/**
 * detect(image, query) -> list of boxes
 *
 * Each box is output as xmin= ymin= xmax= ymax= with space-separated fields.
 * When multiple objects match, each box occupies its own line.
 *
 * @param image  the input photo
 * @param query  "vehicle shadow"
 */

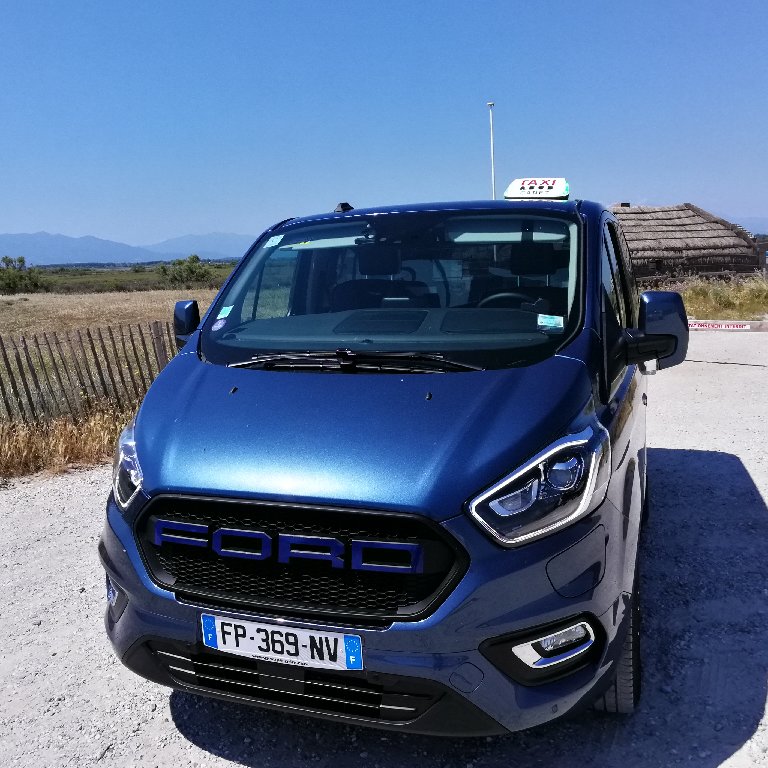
xmin=169 ymin=448 xmax=768 ymax=767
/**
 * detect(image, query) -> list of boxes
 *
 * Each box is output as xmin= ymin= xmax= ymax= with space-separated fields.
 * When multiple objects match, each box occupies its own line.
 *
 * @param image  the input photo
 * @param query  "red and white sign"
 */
xmin=688 ymin=321 xmax=751 ymax=330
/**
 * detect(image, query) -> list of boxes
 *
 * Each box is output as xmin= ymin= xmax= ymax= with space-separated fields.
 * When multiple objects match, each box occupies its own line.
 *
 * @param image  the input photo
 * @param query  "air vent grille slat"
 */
xmin=152 ymin=645 xmax=442 ymax=723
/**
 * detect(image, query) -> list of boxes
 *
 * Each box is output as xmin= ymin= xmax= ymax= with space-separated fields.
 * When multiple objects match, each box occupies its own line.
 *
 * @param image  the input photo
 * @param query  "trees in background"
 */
xmin=157 ymin=254 xmax=215 ymax=287
xmin=0 ymin=254 xmax=228 ymax=294
xmin=0 ymin=256 xmax=46 ymax=294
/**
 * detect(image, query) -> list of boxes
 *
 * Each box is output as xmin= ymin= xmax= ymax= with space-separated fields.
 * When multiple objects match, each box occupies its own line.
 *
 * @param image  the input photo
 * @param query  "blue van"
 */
xmin=101 ymin=184 xmax=688 ymax=735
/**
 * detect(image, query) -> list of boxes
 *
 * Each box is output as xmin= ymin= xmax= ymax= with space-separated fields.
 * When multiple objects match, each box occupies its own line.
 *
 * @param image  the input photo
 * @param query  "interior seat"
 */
xmin=469 ymin=242 xmax=570 ymax=315
xmin=330 ymin=245 xmax=439 ymax=311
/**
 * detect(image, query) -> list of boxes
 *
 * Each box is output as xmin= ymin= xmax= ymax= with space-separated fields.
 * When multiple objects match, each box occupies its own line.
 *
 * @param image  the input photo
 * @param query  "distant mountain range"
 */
xmin=1 ymin=216 xmax=764 ymax=268
xmin=0 ymin=231 xmax=257 ymax=266
xmin=140 ymin=233 xmax=258 ymax=260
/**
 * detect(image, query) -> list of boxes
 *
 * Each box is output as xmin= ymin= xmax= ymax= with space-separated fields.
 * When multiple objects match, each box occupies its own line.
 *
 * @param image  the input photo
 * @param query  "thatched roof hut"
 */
xmin=611 ymin=203 xmax=760 ymax=278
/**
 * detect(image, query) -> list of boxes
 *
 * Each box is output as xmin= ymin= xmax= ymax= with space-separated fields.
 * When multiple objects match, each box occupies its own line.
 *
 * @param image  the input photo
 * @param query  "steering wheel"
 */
xmin=398 ymin=266 xmax=417 ymax=282
xmin=477 ymin=292 xmax=531 ymax=308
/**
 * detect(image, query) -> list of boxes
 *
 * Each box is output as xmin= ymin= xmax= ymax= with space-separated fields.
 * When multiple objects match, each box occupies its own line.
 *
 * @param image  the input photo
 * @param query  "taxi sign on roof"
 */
xmin=504 ymin=178 xmax=569 ymax=201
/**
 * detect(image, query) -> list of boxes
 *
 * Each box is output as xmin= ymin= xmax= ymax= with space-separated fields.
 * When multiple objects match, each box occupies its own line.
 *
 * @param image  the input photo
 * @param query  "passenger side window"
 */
xmin=602 ymin=235 xmax=623 ymax=328
xmin=607 ymin=222 xmax=638 ymax=327
xmin=601 ymin=227 xmax=628 ymax=392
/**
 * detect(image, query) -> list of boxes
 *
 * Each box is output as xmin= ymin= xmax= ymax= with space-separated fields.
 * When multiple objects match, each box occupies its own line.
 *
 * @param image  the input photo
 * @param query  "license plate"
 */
xmin=200 ymin=614 xmax=364 ymax=671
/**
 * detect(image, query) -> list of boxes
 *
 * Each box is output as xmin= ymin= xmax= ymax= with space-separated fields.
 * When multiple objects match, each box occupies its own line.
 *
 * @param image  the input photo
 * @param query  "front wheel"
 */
xmin=594 ymin=570 xmax=642 ymax=713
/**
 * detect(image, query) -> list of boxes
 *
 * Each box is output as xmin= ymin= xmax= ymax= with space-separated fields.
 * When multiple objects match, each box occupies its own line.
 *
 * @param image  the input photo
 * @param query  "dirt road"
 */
xmin=1 ymin=332 xmax=767 ymax=767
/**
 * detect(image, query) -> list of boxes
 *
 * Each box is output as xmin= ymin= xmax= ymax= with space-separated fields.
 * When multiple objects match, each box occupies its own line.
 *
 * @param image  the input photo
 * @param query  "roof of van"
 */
xmin=281 ymin=199 xmax=599 ymax=229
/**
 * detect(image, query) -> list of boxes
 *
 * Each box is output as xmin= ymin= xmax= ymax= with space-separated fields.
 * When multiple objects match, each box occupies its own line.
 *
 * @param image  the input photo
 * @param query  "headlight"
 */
xmin=467 ymin=421 xmax=610 ymax=547
xmin=112 ymin=417 xmax=143 ymax=510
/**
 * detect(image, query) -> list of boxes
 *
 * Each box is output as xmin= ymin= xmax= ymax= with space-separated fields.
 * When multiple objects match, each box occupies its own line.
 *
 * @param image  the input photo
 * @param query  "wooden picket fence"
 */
xmin=0 ymin=321 xmax=177 ymax=422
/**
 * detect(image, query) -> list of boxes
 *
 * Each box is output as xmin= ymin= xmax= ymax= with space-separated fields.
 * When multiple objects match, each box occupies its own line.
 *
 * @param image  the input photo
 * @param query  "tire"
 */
xmin=594 ymin=568 xmax=642 ymax=714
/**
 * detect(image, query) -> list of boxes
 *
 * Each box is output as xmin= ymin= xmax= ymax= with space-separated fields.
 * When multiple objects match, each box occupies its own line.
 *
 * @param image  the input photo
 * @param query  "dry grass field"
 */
xmin=0 ymin=406 xmax=133 ymax=478
xmin=671 ymin=274 xmax=768 ymax=320
xmin=0 ymin=289 xmax=218 ymax=477
xmin=0 ymin=289 xmax=218 ymax=337
xmin=2 ymin=277 xmax=767 ymax=338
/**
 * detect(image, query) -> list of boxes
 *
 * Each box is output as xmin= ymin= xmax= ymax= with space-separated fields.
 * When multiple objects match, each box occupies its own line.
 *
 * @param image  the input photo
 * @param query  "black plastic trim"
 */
xmin=121 ymin=636 xmax=505 ymax=736
xmin=480 ymin=612 xmax=604 ymax=687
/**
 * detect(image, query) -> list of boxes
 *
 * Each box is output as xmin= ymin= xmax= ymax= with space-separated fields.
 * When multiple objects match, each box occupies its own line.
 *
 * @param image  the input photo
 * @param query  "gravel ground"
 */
xmin=1 ymin=331 xmax=767 ymax=767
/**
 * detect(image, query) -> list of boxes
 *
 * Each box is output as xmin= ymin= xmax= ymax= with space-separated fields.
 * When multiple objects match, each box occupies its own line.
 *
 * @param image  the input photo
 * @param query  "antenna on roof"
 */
xmin=334 ymin=202 xmax=354 ymax=213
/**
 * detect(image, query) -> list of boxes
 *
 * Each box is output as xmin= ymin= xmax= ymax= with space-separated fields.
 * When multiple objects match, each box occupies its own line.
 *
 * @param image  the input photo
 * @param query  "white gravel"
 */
xmin=1 ymin=331 xmax=767 ymax=767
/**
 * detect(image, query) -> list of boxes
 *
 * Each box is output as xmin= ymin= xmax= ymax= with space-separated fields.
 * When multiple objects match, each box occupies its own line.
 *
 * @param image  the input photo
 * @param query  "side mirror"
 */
xmin=174 ymin=300 xmax=200 ymax=350
xmin=622 ymin=291 xmax=689 ymax=370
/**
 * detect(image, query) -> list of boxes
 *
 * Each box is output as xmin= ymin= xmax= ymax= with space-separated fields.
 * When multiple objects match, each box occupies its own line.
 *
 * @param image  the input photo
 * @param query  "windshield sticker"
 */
xmin=264 ymin=235 xmax=284 ymax=248
xmin=537 ymin=314 xmax=564 ymax=331
xmin=211 ymin=318 xmax=227 ymax=332
xmin=216 ymin=305 xmax=233 ymax=320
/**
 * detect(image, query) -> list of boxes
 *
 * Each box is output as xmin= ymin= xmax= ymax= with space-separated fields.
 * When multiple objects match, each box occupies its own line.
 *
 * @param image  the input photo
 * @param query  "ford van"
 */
xmin=100 ymin=179 xmax=688 ymax=734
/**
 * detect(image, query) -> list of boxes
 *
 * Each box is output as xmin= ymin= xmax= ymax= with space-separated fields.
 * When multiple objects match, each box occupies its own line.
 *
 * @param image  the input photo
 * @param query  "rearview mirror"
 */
xmin=173 ymin=300 xmax=200 ymax=350
xmin=621 ymin=291 xmax=689 ymax=370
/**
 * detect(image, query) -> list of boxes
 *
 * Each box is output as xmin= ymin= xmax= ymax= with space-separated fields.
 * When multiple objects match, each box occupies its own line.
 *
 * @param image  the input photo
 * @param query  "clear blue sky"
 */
xmin=1 ymin=0 xmax=766 ymax=244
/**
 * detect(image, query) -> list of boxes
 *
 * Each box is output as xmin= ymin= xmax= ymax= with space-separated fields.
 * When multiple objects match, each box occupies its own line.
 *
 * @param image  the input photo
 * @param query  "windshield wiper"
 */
xmin=227 ymin=349 xmax=484 ymax=372
xmin=334 ymin=349 xmax=484 ymax=371
xmin=228 ymin=352 xmax=344 ymax=370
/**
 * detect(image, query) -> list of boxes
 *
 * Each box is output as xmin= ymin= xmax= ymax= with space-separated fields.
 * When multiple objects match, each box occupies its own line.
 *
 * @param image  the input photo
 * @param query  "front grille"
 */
xmin=136 ymin=496 xmax=466 ymax=623
xmin=151 ymin=643 xmax=443 ymax=723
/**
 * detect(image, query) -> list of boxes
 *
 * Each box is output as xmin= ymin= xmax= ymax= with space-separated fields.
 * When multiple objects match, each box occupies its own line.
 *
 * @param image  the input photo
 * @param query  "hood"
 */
xmin=136 ymin=350 xmax=592 ymax=522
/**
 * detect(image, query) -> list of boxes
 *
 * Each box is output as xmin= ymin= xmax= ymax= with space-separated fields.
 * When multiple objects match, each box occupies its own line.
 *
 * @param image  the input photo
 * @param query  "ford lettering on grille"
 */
xmin=152 ymin=518 xmax=424 ymax=574
xmin=135 ymin=497 xmax=465 ymax=622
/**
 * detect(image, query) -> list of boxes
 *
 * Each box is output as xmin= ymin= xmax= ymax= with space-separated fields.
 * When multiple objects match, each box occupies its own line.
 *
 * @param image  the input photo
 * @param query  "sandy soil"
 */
xmin=1 ymin=332 xmax=767 ymax=767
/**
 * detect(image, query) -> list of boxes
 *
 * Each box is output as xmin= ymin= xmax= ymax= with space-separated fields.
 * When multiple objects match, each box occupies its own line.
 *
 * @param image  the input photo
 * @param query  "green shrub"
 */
xmin=157 ymin=254 xmax=215 ymax=288
xmin=0 ymin=256 xmax=47 ymax=294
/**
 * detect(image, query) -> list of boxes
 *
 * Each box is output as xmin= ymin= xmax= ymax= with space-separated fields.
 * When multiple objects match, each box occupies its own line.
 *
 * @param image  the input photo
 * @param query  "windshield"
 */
xmin=200 ymin=210 xmax=582 ymax=371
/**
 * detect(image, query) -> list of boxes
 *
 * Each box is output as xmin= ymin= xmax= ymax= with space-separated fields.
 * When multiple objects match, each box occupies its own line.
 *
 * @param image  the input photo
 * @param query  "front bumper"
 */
xmin=99 ymin=495 xmax=634 ymax=736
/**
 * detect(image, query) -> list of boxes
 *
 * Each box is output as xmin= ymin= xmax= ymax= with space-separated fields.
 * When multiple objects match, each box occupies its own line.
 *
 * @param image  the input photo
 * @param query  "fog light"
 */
xmin=105 ymin=574 xmax=128 ymax=622
xmin=512 ymin=620 xmax=595 ymax=668
xmin=106 ymin=575 xmax=120 ymax=606
xmin=480 ymin=616 xmax=603 ymax=686
xmin=534 ymin=624 xmax=589 ymax=656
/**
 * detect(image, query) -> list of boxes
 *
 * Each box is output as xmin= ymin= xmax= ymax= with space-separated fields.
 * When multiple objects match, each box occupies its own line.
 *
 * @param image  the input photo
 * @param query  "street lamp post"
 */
xmin=487 ymin=101 xmax=496 ymax=200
